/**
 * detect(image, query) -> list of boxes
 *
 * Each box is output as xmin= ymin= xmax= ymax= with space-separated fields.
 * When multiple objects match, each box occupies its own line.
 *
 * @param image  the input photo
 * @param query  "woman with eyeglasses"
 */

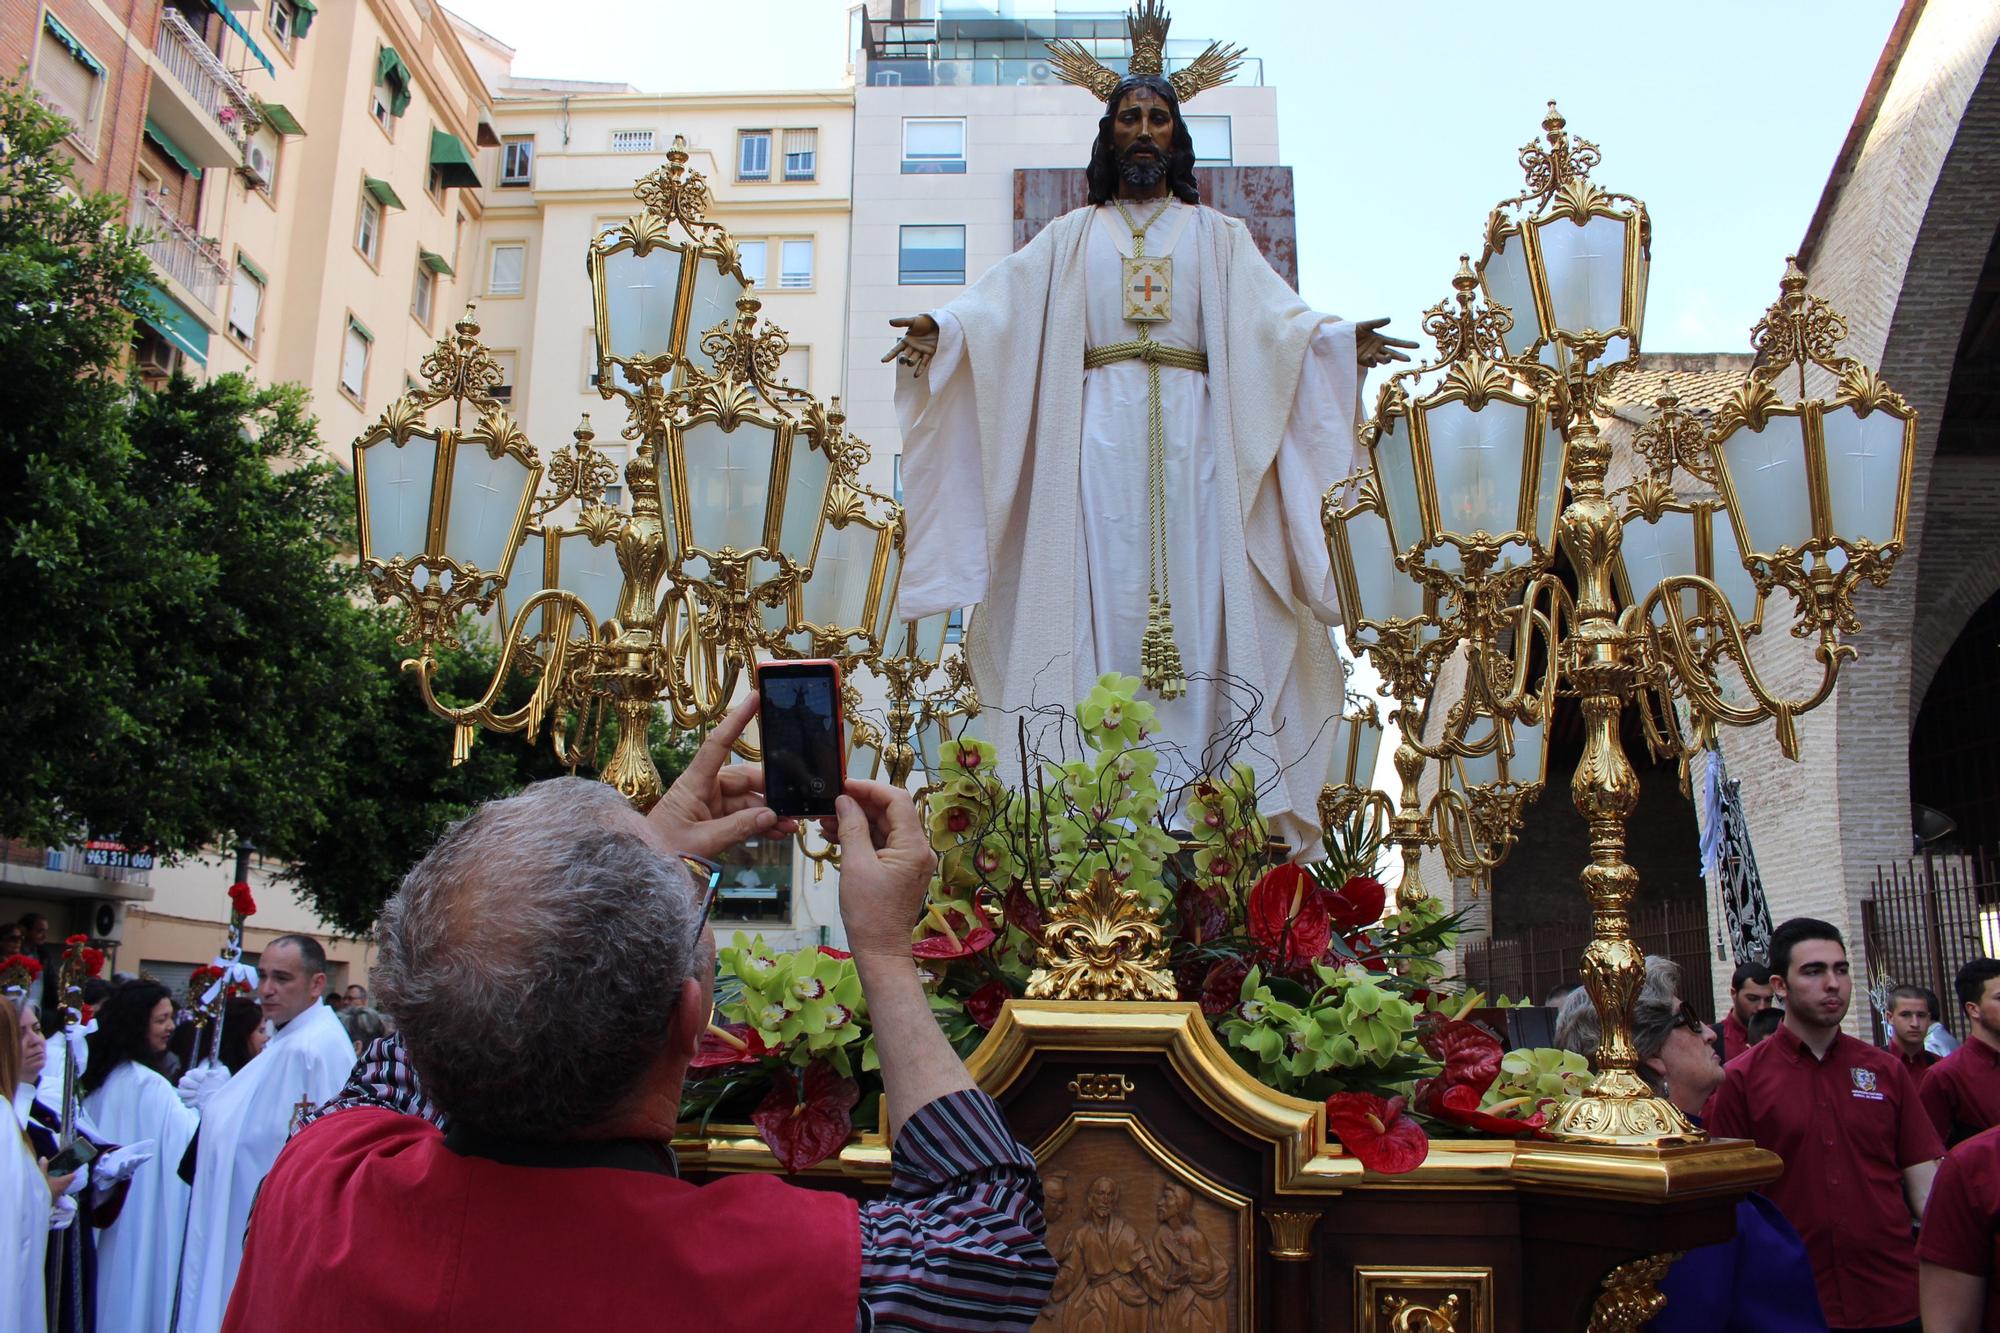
xmin=1556 ymin=957 xmax=1828 ymax=1332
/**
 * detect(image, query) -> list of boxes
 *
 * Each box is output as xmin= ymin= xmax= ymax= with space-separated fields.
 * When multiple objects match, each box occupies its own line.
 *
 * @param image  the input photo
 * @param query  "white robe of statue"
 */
xmin=84 ymin=1061 xmax=196 ymax=1333
xmin=174 ymin=1001 xmax=355 ymax=1333
xmin=896 ymin=202 xmax=1361 ymax=852
xmin=3 ymin=1117 xmax=52 ymax=1333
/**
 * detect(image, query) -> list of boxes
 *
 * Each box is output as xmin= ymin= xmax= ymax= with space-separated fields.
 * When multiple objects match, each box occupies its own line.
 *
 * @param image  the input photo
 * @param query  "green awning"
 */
xmin=236 ymin=253 xmax=269 ymax=285
xmin=418 ymin=248 xmax=455 ymax=278
xmin=427 ymin=129 xmax=481 ymax=190
xmin=143 ymin=119 xmax=203 ymax=180
xmin=136 ymin=283 xmax=210 ymax=367
xmin=43 ymin=13 xmax=104 ymax=74
xmin=260 ymin=102 xmax=305 ymax=137
xmin=376 ymin=46 xmax=413 ymax=118
xmin=199 ymin=0 xmax=274 ymax=76
xmin=363 ymin=176 xmax=405 ymax=210
xmin=292 ymin=0 xmax=317 ymax=37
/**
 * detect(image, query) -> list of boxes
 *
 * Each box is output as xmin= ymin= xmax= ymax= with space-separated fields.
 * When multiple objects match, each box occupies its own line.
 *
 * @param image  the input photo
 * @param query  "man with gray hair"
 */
xmin=224 ymin=695 xmax=1055 ymax=1331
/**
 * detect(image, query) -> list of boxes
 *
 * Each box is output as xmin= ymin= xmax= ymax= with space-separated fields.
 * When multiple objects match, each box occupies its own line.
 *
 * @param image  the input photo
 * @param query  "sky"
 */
xmin=446 ymin=0 xmax=1905 ymax=353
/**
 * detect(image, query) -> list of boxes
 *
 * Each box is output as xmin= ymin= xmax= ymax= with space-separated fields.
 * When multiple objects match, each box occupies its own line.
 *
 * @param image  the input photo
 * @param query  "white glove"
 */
xmin=90 ymin=1139 xmax=155 ymax=1189
xmin=49 ymin=1194 xmax=77 ymax=1231
xmin=177 ymin=1064 xmax=232 ymax=1110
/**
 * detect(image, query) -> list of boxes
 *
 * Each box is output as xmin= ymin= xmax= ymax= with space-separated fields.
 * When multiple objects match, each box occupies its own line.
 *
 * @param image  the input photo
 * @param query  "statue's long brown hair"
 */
xmin=1085 ymin=75 xmax=1201 ymax=206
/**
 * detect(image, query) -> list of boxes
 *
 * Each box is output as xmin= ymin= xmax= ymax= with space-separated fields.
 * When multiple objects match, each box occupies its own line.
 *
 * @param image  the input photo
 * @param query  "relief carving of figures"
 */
xmin=1070 ymin=1177 xmax=1155 ymax=1332
xmin=1145 ymin=1184 xmax=1229 ymax=1332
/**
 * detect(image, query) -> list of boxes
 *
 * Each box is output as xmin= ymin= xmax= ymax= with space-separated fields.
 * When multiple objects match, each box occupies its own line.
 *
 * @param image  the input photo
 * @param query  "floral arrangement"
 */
xmin=681 ymin=675 xmax=1586 ymax=1174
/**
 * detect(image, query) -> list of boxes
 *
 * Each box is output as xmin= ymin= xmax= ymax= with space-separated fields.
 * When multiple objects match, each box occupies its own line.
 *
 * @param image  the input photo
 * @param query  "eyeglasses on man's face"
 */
xmin=680 ymin=854 xmax=722 ymax=955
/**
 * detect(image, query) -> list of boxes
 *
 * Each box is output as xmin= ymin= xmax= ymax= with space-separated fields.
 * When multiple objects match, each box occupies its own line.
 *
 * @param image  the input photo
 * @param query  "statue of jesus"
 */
xmin=886 ymin=3 xmax=1412 ymax=852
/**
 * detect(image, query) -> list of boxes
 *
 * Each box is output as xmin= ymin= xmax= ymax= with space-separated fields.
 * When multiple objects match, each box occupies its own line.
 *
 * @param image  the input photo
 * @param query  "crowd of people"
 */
xmin=7 ymin=694 xmax=2000 ymax=1330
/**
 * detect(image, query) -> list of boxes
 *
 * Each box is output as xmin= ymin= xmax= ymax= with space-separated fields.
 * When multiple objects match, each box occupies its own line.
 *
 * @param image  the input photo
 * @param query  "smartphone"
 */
xmin=755 ymin=660 xmax=845 ymax=819
xmin=47 ymin=1137 xmax=99 ymax=1176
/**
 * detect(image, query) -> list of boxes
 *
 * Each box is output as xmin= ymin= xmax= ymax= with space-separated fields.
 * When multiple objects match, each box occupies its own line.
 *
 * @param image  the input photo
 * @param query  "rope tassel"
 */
xmin=1141 ymin=594 xmax=1187 ymax=699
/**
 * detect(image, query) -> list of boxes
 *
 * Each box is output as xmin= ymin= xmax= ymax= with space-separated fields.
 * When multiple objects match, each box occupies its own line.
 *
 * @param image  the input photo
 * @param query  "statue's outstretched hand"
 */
xmin=883 ymin=314 xmax=940 ymax=376
xmin=1356 ymin=318 xmax=1418 ymax=370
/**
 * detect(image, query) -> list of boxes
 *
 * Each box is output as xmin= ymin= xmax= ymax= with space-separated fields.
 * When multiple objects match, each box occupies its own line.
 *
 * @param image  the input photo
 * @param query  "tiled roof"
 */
xmin=1601 ymin=353 xmax=1758 ymax=420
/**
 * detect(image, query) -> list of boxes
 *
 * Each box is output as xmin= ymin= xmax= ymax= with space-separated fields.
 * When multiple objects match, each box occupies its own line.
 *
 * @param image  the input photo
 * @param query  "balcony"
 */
xmin=133 ymin=189 xmax=228 ymax=315
xmin=148 ymin=7 xmax=258 ymax=170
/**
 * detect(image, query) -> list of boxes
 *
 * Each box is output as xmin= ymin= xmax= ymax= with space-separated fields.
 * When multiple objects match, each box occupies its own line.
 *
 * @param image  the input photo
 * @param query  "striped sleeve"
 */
xmin=856 ymin=1089 xmax=1056 ymax=1332
xmin=300 ymin=1034 xmax=449 ymax=1131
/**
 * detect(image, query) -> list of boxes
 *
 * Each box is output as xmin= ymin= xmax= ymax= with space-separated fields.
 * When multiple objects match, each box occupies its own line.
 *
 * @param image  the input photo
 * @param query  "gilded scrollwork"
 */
xmin=1515 ymin=101 xmax=1602 ymax=211
xmin=1587 ymin=1253 xmax=1681 ymax=1333
xmin=1027 ymin=871 xmax=1178 ymax=1002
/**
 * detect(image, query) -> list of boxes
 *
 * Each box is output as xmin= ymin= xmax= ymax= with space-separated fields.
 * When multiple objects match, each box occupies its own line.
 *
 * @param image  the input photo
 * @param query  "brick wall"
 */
xmin=1 ymin=0 xmax=158 ymax=200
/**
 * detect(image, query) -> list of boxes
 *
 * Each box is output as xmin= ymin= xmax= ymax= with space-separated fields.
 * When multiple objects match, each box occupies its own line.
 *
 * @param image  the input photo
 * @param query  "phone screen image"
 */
xmin=757 ymin=664 xmax=843 ymax=818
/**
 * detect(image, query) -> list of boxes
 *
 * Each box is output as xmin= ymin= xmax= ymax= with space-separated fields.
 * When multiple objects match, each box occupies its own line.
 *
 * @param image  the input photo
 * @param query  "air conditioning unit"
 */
xmin=1028 ymin=61 xmax=1054 ymax=84
xmin=241 ymin=143 xmax=272 ymax=187
xmin=90 ymin=901 xmax=127 ymax=944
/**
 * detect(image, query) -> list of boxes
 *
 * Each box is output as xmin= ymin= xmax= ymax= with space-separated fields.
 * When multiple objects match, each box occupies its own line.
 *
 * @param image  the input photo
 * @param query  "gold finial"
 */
xmin=1542 ymin=99 xmax=1565 ymax=136
xmin=1517 ymin=99 xmax=1602 ymax=211
xmin=1045 ymin=0 xmax=1245 ymax=105
xmin=1452 ymin=253 xmax=1479 ymax=297
xmin=1421 ymin=255 xmax=1513 ymax=363
xmin=574 ymin=414 xmax=594 ymax=444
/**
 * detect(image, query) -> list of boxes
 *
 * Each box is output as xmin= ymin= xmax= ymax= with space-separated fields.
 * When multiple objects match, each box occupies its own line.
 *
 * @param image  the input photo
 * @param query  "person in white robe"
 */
xmin=4 ymin=993 xmax=57 ymax=1333
xmin=82 ymin=979 xmax=197 ymax=1333
xmin=173 ymin=935 xmax=356 ymax=1333
xmin=889 ymin=72 xmax=1411 ymax=854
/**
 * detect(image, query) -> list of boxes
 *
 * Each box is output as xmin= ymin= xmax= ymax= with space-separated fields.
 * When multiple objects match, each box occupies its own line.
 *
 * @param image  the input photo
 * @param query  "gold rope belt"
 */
xmin=1082 ymin=341 xmax=1209 ymax=373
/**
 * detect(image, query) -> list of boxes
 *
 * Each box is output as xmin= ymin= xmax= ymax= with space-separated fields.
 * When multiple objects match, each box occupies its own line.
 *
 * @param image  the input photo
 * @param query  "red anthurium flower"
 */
xmin=1323 ymin=1092 xmax=1429 ymax=1175
xmin=1433 ymin=1085 xmax=1550 ymax=1139
xmin=227 ymin=881 xmax=258 ymax=918
xmin=1175 ymin=885 xmax=1228 ymax=948
xmin=1246 ymin=864 xmax=1332 ymax=966
xmin=1198 ymin=958 xmax=1250 ymax=1017
xmin=1413 ymin=1016 xmax=1505 ymax=1115
xmin=1002 ymin=882 xmax=1044 ymax=942
xmin=965 ymin=981 xmax=1010 ymax=1030
xmin=911 ymin=907 xmax=997 ymax=961
xmin=1327 ymin=875 xmax=1386 ymax=931
xmin=752 ymin=1061 xmax=861 ymax=1173
xmin=690 ymin=1024 xmax=772 ymax=1070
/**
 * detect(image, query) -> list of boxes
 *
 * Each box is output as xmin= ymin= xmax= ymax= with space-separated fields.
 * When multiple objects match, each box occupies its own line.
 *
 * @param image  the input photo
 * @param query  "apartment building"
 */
xmin=2 ymin=0 xmax=498 ymax=988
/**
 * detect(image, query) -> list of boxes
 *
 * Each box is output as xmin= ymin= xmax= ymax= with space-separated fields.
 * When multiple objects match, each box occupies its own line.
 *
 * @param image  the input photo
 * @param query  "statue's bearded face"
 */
xmin=1110 ymin=85 xmax=1176 ymax=191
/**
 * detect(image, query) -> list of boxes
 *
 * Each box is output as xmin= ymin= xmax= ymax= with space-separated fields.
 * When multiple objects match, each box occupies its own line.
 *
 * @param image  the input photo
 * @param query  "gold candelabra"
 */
xmin=353 ymin=137 xmax=902 ymax=807
xmin=1326 ymin=103 xmax=1917 ymax=1145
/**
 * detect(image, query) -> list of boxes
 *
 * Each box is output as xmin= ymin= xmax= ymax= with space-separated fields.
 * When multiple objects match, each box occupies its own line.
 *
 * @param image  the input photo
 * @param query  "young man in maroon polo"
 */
xmin=1921 ymin=958 xmax=2000 ymax=1147
xmin=1707 ymin=917 xmax=1943 ymax=1332
xmin=1919 ymin=1123 xmax=2000 ymax=1332
xmin=1886 ymin=985 xmax=1941 ymax=1076
xmin=1715 ymin=959 xmax=1776 ymax=1064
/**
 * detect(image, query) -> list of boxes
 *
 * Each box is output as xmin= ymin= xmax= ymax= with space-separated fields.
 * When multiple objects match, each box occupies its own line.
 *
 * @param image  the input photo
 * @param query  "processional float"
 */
xmin=350 ymin=37 xmax=1914 ymax=1333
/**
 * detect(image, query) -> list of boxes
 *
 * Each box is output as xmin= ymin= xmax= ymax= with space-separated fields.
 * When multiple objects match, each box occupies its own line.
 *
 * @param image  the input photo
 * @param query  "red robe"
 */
xmin=224 ymin=1109 xmax=860 ymax=1332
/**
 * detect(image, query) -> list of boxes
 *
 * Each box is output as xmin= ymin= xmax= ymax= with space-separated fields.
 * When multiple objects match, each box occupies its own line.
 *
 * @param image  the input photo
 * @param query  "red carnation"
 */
xmin=1328 ymin=875 xmax=1387 ymax=931
xmin=752 ymin=1061 xmax=861 ymax=1173
xmin=81 ymin=948 xmax=105 ymax=977
xmin=0 ymin=954 xmax=42 ymax=980
xmin=1324 ymin=1091 xmax=1429 ymax=1175
xmin=78 ymin=1004 xmax=94 ymax=1026
xmin=1246 ymin=864 xmax=1332 ymax=966
xmin=227 ymin=881 xmax=258 ymax=918
xmin=66 ymin=933 xmax=87 ymax=946
xmin=964 ymin=980 xmax=1010 ymax=1030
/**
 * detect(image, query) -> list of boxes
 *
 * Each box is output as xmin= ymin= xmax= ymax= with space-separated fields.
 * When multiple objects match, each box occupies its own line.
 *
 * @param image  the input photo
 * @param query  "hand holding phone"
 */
xmin=755 ymin=660 xmax=845 ymax=819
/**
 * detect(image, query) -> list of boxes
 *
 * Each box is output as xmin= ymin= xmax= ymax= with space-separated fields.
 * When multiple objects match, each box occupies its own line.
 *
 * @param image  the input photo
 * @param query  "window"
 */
xmin=500 ymin=138 xmax=533 ymax=187
xmin=356 ymin=192 xmax=382 ymax=265
xmin=267 ymin=0 xmax=297 ymax=52
xmin=737 ymin=240 xmax=766 ymax=288
xmin=737 ymin=130 xmax=771 ymax=181
xmin=899 ymin=225 xmax=966 ymax=285
xmin=340 ymin=318 xmax=373 ymax=401
xmin=35 ymin=15 xmax=105 ymax=150
xmin=782 ymin=128 xmax=816 ymax=181
xmin=487 ymin=243 xmax=525 ymax=297
xmin=777 ymin=346 xmax=810 ymax=391
xmin=411 ymin=258 xmax=435 ymax=326
xmin=372 ymin=46 xmax=412 ymax=134
xmin=228 ymin=259 xmax=265 ymax=350
xmin=610 ymin=129 xmax=655 ymax=154
xmin=489 ymin=351 xmax=518 ymax=411
xmin=901 ymin=118 xmax=965 ymax=174
xmin=598 ymin=446 xmax=625 ymax=508
xmin=778 ymin=239 xmax=813 ymax=290
xmin=1186 ymin=115 xmax=1232 ymax=165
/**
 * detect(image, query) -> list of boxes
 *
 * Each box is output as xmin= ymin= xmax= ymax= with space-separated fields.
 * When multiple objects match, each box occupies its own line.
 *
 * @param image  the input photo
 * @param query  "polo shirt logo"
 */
xmin=1852 ymin=1067 xmax=1884 ymax=1100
